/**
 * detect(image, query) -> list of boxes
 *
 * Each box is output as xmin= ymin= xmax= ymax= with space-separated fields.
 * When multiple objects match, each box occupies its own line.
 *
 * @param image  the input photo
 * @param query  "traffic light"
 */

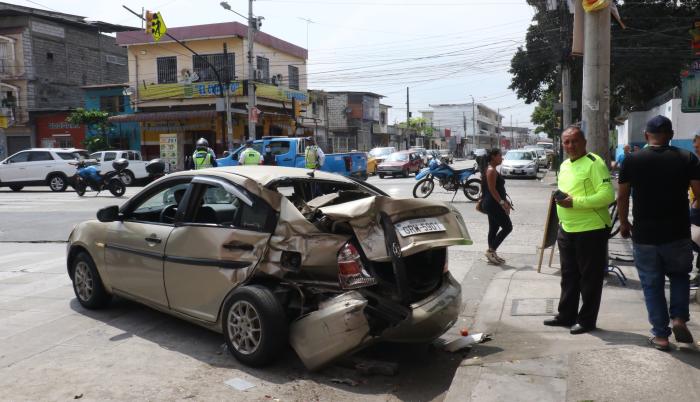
xmin=145 ymin=11 xmax=153 ymax=34
xmin=144 ymin=11 xmax=166 ymax=41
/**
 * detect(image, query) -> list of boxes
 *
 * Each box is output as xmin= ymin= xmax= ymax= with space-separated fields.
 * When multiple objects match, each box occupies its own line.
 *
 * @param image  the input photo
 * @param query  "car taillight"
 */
xmin=337 ymin=242 xmax=377 ymax=289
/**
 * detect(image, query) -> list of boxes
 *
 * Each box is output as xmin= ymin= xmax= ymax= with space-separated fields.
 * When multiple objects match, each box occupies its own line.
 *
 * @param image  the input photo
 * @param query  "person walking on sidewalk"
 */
xmin=479 ymin=148 xmax=512 ymax=265
xmin=544 ymin=126 xmax=615 ymax=335
xmin=618 ymin=115 xmax=700 ymax=350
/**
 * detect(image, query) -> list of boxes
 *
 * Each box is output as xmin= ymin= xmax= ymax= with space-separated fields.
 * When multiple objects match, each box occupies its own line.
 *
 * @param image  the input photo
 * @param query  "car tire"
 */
xmin=402 ymin=169 xmax=409 ymax=178
xmin=71 ymin=252 xmax=111 ymax=309
xmin=121 ymin=170 xmax=135 ymax=186
xmin=223 ymin=285 xmax=287 ymax=367
xmin=9 ymin=185 xmax=23 ymax=192
xmin=378 ymin=173 xmax=385 ymax=179
xmin=47 ymin=174 xmax=67 ymax=192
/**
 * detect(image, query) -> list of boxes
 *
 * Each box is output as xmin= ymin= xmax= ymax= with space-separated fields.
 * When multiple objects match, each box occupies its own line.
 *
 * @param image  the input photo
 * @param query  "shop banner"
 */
xmin=159 ymin=133 xmax=178 ymax=171
xmin=141 ymin=81 xmax=243 ymax=101
xmin=255 ymin=83 xmax=308 ymax=104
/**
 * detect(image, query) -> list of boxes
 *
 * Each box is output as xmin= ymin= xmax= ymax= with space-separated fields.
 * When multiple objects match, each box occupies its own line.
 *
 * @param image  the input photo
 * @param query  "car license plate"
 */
xmin=395 ymin=218 xmax=446 ymax=237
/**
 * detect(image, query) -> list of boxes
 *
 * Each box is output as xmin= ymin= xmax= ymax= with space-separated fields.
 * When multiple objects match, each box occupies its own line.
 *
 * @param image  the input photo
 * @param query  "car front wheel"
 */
xmin=223 ymin=285 xmax=287 ymax=367
xmin=71 ymin=252 xmax=111 ymax=309
xmin=48 ymin=174 xmax=67 ymax=192
xmin=9 ymin=185 xmax=23 ymax=192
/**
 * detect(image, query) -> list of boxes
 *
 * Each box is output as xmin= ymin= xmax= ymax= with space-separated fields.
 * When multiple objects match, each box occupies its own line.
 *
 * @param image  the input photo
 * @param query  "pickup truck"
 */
xmin=89 ymin=150 xmax=149 ymax=185
xmin=217 ymin=137 xmax=368 ymax=179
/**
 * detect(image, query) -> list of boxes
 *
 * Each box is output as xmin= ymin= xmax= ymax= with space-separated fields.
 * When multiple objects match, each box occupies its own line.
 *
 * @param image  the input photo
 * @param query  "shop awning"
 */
xmin=108 ymin=110 xmax=219 ymax=123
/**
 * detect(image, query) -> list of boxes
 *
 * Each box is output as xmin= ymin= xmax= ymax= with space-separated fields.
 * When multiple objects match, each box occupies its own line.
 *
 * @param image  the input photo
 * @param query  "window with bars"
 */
xmin=256 ymin=56 xmax=270 ymax=83
xmin=192 ymin=53 xmax=235 ymax=82
xmin=157 ymin=56 xmax=177 ymax=84
xmin=288 ymin=65 xmax=299 ymax=90
xmin=0 ymin=39 xmax=15 ymax=74
xmin=100 ymin=95 xmax=124 ymax=113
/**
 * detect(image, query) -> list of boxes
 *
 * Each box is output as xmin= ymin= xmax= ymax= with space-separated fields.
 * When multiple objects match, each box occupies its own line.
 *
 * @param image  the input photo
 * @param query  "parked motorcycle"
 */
xmin=412 ymin=159 xmax=482 ymax=201
xmin=71 ymin=158 xmax=128 ymax=197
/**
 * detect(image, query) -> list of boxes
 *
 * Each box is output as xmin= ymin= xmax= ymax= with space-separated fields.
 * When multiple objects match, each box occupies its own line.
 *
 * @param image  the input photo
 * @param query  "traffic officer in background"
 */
xmin=192 ymin=138 xmax=217 ymax=170
xmin=543 ymin=125 xmax=615 ymax=335
xmin=239 ymin=139 xmax=262 ymax=165
xmin=304 ymin=136 xmax=325 ymax=169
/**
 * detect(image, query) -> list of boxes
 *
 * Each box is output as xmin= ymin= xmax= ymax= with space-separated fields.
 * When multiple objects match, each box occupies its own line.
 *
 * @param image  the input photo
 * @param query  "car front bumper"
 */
xmin=501 ymin=166 xmax=537 ymax=177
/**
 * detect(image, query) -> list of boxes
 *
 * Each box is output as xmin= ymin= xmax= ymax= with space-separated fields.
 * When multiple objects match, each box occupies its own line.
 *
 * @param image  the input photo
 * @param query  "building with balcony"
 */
xmin=0 ymin=2 xmax=132 ymax=159
xmin=113 ymin=22 xmax=308 ymax=169
xmin=426 ymin=103 xmax=503 ymax=154
xmin=326 ymin=91 xmax=383 ymax=153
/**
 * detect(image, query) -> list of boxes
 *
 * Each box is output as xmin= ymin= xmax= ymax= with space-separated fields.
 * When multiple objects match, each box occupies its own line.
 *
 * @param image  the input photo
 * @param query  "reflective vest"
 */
xmin=240 ymin=148 xmax=262 ymax=165
xmin=305 ymin=145 xmax=319 ymax=169
xmin=193 ymin=150 xmax=213 ymax=170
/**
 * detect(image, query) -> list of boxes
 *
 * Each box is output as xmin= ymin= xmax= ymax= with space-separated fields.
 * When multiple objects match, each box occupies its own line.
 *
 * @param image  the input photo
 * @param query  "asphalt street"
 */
xmin=0 ymin=162 xmax=553 ymax=401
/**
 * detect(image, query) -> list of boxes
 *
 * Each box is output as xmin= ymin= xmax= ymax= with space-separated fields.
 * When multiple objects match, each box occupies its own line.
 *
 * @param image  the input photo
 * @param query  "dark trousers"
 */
xmin=556 ymin=227 xmax=609 ymax=328
xmin=485 ymin=201 xmax=513 ymax=251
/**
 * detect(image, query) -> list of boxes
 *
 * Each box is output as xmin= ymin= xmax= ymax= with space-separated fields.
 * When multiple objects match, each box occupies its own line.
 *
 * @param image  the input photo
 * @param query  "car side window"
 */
xmin=90 ymin=153 xmax=101 ymax=160
xmin=28 ymin=151 xmax=53 ymax=161
xmin=58 ymin=152 xmax=81 ymax=160
xmin=185 ymin=182 xmax=273 ymax=232
xmin=8 ymin=152 xmax=29 ymax=163
xmin=268 ymin=141 xmax=290 ymax=155
xmin=129 ymin=180 xmax=191 ymax=224
xmin=103 ymin=152 xmax=116 ymax=161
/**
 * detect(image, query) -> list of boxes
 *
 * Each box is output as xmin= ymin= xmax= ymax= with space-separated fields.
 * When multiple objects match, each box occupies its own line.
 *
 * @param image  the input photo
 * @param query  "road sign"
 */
xmin=149 ymin=12 xmax=167 ymax=42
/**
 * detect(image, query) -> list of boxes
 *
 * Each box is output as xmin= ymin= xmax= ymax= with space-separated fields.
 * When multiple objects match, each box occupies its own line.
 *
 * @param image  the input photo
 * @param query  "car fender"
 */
xmin=67 ymin=221 xmax=112 ymax=290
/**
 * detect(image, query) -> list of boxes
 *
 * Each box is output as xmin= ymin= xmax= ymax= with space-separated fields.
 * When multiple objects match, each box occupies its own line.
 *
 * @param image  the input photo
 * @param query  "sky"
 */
xmin=10 ymin=0 xmax=538 ymax=129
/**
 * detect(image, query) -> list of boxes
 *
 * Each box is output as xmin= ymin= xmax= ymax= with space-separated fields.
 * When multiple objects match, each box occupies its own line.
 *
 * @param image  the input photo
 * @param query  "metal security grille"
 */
xmin=193 ymin=53 xmax=235 ymax=82
xmin=288 ymin=65 xmax=299 ymax=90
xmin=256 ymin=56 xmax=270 ymax=83
xmin=157 ymin=56 xmax=177 ymax=84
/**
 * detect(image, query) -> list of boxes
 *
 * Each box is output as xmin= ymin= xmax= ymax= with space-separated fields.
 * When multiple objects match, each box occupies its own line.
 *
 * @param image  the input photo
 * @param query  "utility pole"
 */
xmin=406 ymin=87 xmax=410 ymax=149
xmin=510 ymin=114 xmax=514 ymax=148
xmin=470 ymin=95 xmax=476 ymax=153
xmin=247 ymin=0 xmax=257 ymax=140
xmin=223 ymin=43 xmax=234 ymax=151
xmin=581 ymin=6 xmax=611 ymax=162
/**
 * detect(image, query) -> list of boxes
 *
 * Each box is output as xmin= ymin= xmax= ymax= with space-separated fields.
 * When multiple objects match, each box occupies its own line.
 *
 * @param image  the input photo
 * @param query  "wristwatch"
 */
xmin=499 ymin=199 xmax=505 ymax=206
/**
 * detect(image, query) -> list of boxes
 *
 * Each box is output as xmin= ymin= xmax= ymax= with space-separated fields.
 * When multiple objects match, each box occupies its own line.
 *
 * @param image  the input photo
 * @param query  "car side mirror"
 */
xmin=97 ymin=205 xmax=122 ymax=222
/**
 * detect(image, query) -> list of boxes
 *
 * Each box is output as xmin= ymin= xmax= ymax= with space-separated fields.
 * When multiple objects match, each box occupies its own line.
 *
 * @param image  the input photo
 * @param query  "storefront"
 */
xmin=35 ymin=113 xmax=85 ymax=149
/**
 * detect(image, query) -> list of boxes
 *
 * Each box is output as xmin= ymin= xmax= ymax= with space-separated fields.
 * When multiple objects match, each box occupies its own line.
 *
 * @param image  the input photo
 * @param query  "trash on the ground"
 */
xmin=224 ymin=377 xmax=256 ymax=391
xmin=74 ymin=394 xmax=83 ymax=400
xmin=460 ymin=327 xmax=469 ymax=336
xmin=355 ymin=359 xmax=399 ymax=376
xmin=444 ymin=332 xmax=492 ymax=352
xmin=330 ymin=378 xmax=359 ymax=387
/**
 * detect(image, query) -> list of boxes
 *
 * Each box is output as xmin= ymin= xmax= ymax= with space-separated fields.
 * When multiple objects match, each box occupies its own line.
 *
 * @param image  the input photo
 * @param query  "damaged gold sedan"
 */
xmin=66 ymin=166 xmax=471 ymax=370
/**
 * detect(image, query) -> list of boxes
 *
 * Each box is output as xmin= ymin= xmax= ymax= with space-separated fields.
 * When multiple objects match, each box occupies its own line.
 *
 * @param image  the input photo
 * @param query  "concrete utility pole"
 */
xmin=470 ymin=95 xmax=477 ymax=153
xmin=247 ymin=0 xmax=257 ymax=140
xmin=581 ymin=6 xmax=611 ymax=162
xmin=223 ymin=43 xmax=234 ymax=151
xmin=406 ymin=87 xmax=410 ymax=149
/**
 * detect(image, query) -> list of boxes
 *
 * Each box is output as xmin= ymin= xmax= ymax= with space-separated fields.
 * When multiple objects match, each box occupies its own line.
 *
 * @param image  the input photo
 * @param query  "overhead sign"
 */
xmin=140 ymin=81 xmax=242 ymax=101
xmin=681 ymin=63 xmax=700 ymax=113
xmin=146 ymin=11 xmax=167 ymax=42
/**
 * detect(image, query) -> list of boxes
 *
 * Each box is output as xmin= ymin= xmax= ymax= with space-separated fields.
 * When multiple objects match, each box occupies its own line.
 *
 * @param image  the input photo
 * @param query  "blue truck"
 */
xmin=217 ymin=137 xmax=368 ymax=179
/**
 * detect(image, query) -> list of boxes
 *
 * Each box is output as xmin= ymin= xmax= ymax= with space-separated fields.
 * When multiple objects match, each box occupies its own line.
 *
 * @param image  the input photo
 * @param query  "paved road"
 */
xmin=0 ymin=164 xmax=553 ymax=401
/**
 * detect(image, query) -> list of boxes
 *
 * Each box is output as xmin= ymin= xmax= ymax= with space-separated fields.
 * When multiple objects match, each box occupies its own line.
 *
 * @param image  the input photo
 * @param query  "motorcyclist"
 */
xmin=191 ymin=138 xmax=217 ymax=170
xmin=239 ymin=139 xmax=262 ymax=165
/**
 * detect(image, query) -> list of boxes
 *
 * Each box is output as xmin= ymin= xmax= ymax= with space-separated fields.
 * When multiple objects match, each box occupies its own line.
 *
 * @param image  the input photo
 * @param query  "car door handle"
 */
xmin=145 ymin=235 xmax=162 ymax=244
xmin=223 ymin=241 xmax=254 ymax=251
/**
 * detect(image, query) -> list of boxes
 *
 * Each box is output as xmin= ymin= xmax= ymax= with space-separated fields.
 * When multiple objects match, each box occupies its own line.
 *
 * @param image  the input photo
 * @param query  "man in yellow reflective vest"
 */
xmin=304 ymin=137 xmax=325 ymax=169
xmin=192 ymin=138 xmax=217 ymax=170
xmin=543 ymin=126 xmax=614 ymax=335
xmin=238 ymin=139 xmax=262 ymax=165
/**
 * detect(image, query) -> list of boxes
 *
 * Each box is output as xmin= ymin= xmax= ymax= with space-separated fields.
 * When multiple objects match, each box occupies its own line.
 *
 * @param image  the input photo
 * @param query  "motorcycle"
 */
xmin=70 ymin=158 xmax=128 ymax=197
xmin=412 ymin=158 xmax=482 ymax=201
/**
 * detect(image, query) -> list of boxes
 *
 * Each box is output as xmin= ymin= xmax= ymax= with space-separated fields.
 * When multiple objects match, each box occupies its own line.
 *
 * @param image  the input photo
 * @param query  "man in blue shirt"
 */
xmin=612 ymin=144 xmax=630 ymax=170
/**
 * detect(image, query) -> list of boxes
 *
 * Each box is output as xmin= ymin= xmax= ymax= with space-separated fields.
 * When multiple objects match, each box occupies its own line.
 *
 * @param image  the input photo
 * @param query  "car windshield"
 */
xmin=505 ymin=151 xmax=532 ymax=161
xmin=538 ymin=143 xmax=554 ymax=150
xmin=369 ymin=148 xmax=393 ymax=157
xmin=386 ymin=153 xmax=408 ymax=162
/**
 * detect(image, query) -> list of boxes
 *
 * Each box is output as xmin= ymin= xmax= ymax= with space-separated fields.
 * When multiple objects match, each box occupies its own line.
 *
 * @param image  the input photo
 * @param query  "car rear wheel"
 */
xmin=47 ymin=174 xmax=67 ymax=192
xmin=71 ymin=252 xmax=111 ymax=309
xmin=9 ymin=185 xmax=23 ymax=192
xmin=378 ymin=173 xmax=385 ymax=179
xmin=223 ymin=285 xmax=287 ymax=367
xmin=403 ymin=169 xmax=409 ymax=178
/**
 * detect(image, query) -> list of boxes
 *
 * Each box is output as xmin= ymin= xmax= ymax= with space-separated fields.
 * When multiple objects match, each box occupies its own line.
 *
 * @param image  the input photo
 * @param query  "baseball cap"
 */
xmin=645 ymin=115 xmax=673 ymax=135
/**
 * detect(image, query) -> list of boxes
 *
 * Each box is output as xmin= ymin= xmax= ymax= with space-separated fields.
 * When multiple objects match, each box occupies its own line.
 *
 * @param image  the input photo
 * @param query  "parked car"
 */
xmin=438 ymin=149 xmax=454 ymax=164
xmin=524 ymin=146 xmax=548 ymax=169
xmin=367 ymin=146 xmax=396 ymax=175
xmin=218 ymin=137 xmax=367 ymax=180
xmin=90 ymin=150 xmax=150 ymax=185
xmin=0 ymin=148 xmax=90 ymax=192
xmin=66 ymin=166 xmax=470 ymax=370
xmin=500 ymin=149 xmax=538 ymax=179
xmin=376 ymin=150 xmax=423 ymax=178
xmin=410 ymin=146 xmax=429 ymax=165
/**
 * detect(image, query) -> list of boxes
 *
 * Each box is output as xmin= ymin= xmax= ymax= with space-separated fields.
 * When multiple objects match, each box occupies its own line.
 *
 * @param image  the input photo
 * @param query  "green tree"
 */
xmin=531 ymin=90 xmax=558 ymax=136
xmin=509 ymin=0 xmax=700 ymax=116
xmin=66 ymin=109 xmax=113 ymax=152
xmin=399 ymin=117 xmax=435 ymax=137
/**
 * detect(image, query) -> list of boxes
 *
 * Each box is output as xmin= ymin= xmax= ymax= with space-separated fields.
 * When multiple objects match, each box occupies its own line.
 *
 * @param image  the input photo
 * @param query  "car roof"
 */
xmin=166 ymin=166 xmax=356 ymax=186
xmin=23 ymin=148 xmax=87 ymax=152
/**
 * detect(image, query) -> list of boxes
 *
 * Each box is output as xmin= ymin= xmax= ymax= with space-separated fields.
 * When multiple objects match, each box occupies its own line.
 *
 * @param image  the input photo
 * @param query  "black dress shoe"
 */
xmin=570 ymin=324 xmax=595 ymax=335
xmin=543 ymin=318 xmax=574 ymax=327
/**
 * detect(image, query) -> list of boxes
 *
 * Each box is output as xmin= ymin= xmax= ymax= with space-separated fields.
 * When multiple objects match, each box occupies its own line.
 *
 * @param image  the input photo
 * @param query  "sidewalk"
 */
xmin=444 ymin=244 xmax=700 ymax=401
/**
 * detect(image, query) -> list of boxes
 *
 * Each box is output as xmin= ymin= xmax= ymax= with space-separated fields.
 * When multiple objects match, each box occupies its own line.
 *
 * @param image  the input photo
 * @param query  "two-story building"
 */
xmin=326 ymin=91 xmax=384 ymax=153
xmin=113 ymin=22 xmax=308 ymax=169
xmin=426 ymin=103 xmax=503 ymax=153
xmin=0 ymin=2 xmax=132 ymax=159
xmin=81 ymin=83 xmax=140 ymax=150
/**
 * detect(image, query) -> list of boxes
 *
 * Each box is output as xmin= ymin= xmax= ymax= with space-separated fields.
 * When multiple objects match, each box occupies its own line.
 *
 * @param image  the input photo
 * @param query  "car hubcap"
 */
xmin=50 ymin=177 xmax=64 ymax=190
xmin=228 ymin=300 xmax=261 ymax=355
xmin=74 ymin=262 xmax=93 ymax=301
